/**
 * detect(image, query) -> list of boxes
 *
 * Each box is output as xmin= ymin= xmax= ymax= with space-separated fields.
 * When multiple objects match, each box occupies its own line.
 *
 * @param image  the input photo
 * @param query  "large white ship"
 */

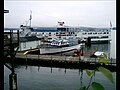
xmin=4 ymin=11 xmax=112 ymax=43
xmin=30 ymin=22 xmax=112 ymax=43
xmin=4 ymin=21 xmax=112 ymax=44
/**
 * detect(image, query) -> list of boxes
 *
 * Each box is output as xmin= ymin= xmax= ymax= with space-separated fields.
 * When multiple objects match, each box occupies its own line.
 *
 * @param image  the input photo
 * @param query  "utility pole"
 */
xmin=9 ymin=30 xmax=18 ymax=90
xmin=4 ymin=9 xmax=19 ymax=90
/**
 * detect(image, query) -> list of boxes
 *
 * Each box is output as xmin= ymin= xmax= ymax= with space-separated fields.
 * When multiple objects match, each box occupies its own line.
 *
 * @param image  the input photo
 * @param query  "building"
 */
xmin=19 ymin=36 xmax=41 ymax=51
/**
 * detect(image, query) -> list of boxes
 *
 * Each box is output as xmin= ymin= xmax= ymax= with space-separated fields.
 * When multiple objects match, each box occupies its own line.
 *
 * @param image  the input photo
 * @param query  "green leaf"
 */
xmin=99 ymin=57 xmax=108 ymax=65
xmin=85 ymin=69 xmax=94 ymax=77
xmin=98 ymin=66 xmax=114 ymax=83
xmin=103 ymin=52 xmax=107 ymax=59
xmin=4 ymin=51 xmax=8 ymax=56
xmin=79 ymin=86 xmax=86 ymax=90
xmin=91 ymin=82 xmax=105 ymax=90
xmin=4 ymin=51 xmax=9 ymax=57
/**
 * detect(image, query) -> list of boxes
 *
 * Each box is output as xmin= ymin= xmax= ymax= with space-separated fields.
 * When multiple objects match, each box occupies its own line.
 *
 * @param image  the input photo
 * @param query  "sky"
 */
xmin=4 ymin=0 xmax=116 ymax=28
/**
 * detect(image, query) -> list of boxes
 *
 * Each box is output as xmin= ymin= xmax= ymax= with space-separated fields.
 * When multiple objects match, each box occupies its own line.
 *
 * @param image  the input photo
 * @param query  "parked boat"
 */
xmin=39 ymin=39 xmax=82 ymax=54
xmin=90 ymin=51 xmax=108 ymax=58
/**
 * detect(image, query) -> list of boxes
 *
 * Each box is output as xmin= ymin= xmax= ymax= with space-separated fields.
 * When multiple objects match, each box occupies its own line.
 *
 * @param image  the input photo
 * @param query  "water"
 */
xmin=4 ymin=30 xmax=116 ymax=90
xmin=4 ymin=65 xmax=116 ymax=90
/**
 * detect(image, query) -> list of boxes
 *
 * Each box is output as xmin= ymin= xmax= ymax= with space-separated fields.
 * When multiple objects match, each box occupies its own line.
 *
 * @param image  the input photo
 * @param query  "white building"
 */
xmin=19 ymin=36 xmax=41 ymax=51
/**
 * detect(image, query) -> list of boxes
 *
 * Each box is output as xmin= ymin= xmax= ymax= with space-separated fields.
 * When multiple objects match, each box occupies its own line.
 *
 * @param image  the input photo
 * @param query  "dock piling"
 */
xmin=38 ymin=54 xmax=39 ymax=60
xmin=25 ymin=55 xmax=28 ymax=69
xmin=51 ymin=67 xmax=52 ymax=73
xmin=51 ymin=55 xmax=52 ymax=60
xmin=9 ymin=73 xmax=17 ymax=90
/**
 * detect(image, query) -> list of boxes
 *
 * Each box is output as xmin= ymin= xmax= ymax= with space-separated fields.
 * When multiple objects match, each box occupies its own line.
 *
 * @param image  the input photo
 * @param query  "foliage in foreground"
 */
xmin=79 ymin=52 xmax=114 ymax=90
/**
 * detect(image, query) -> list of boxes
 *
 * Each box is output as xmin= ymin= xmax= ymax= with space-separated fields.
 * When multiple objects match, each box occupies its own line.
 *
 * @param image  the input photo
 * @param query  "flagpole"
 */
xmin=109 ymin=21 xmax=112 ymax=59
xmin=30 ymin=10 xmax=32 ymax=27
xmin=110 ymin=21 xmax=112 ymax=30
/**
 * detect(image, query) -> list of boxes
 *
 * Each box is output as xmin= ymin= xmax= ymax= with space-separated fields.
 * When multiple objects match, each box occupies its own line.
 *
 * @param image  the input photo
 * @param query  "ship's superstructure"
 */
xmin=4 ymin=19 xmax=112 ymax=43
xmin=30 ymin=22 xmax=111 ymax=43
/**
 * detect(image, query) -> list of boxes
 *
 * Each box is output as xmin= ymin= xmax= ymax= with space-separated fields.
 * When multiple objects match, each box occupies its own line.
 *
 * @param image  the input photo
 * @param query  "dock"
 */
xmin=6 ymin=53 xmax=116 ymax=72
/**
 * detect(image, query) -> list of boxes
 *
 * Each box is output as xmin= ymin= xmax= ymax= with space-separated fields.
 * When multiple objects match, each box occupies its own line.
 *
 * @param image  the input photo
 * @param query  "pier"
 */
xmin=6 ymin=53 xmax=116 ymax=72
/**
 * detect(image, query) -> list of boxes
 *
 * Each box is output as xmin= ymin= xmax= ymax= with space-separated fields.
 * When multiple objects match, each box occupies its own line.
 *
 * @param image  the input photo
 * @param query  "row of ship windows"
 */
xmin=47 ymin=36 xmax=108 ymax=40
xmin=82 ymin=32 xmax=109 ymax=35
xmin=84 ymin=36 xmax=109 ymax=39
xmin=32 ymin=32 xmax=77 ymax=36
xmin=48 ymin=37 xmax=76 ymax=40
xmin=57 ymin=28 xmax=80 ymax=31
xmin=35 ymin=32 xmax=75 ymax=35
xmin=46 ymin=34 xmax=77 ymax=36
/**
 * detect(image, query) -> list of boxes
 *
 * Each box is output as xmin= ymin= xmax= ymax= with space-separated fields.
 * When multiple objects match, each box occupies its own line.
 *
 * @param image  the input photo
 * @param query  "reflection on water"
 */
xmin=4 ymin=65 xmax=116 ymax=90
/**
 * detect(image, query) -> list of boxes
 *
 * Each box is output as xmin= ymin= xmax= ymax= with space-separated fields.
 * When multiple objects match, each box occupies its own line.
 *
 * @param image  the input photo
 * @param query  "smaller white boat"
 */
xmin=90 ymin=51 xmax=108 ymax=58
xmin=94 ymin=51 xmax=104 ymax=57
xmin=40 ymin=39 xmax=82 ymax=54
xmin=50 ymin=39 xmax=69 ymax=47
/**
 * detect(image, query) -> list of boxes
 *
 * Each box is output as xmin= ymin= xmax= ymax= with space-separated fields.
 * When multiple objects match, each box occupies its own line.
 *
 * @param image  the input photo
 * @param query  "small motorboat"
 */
xmin=90 ymin=51 xmax=105 ymax=58
xmin=40 ymin=39 xmax=82 ymax=54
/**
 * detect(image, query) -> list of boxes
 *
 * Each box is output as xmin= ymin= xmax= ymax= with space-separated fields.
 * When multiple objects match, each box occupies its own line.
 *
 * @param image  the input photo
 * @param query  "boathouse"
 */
xmin=19 ymin=36 xmax=41 ymax=51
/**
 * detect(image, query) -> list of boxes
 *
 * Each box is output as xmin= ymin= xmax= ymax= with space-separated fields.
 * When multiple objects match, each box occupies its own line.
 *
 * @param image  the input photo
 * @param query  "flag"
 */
xmin=29 ymin=11 xmax=32 ymax=20
xmin=110 ymin=21 xmax=112 ymax=28
xmin=29 ymin=14 xmax=32 ymax=20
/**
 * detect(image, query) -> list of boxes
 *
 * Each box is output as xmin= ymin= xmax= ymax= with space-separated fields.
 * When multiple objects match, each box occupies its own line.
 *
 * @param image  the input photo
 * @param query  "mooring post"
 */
xmin=38 ymin=65 xmax=40 ymax=72
xmin=51 ymin=55 xmax=52 ymax=60
xmin=9 ymin=30 xmax=18 ymax=90
xmin=25 ymin=54 xmax=28 ymax=63
xmin=61 ymin=50 xmax=62 ymax=56
xmin=9 ymin=73 xmax=17 ymax=90
xmin=65 ymin=56 xmax=66 ymax=61
xmin=64 ymin=57 xmax=67 ymax=74
xmin=51 ymin=67 xmax=52 ymax=73
xmin=80 ymin=69 xmax=83 ymax=87
xmin=38 ymin=54 xmax=39 ymax=60
xmin=38 ymin=54 xmax=40 ymax=71
xmin=64 ymin=68 xmax=66 ymax=74
xmin=25 ymin=54 xmax=28 ymax=70
xmin=78 ymin=69 xmax=80 ymax=75
xmin=50 ymin=55 xmax=53 ymax=73
xmin=80 ymin=47 xmax=84 ymax=61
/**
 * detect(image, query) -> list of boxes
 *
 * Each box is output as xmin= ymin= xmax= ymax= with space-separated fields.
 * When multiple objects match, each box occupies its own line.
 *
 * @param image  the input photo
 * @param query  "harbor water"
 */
xmin=4 ymin=65 xmax=116 ymax=90
xmin=4 ymin=30 xmax=116 ymax=90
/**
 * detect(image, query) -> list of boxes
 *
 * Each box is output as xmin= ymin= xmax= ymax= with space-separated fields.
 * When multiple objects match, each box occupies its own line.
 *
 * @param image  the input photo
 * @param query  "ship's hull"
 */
xmin=40 ymin=44 xmax=81 ymax=54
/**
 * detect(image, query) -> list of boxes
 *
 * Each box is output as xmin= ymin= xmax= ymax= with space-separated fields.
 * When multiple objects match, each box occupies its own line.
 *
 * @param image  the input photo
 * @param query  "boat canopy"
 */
xmin=51 ymin=39 xmax=69 ymax=46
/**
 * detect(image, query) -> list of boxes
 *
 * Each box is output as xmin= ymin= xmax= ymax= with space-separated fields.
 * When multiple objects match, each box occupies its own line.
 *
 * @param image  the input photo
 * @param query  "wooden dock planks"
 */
xmin=15 ymin=53 xmax=116 ymax=66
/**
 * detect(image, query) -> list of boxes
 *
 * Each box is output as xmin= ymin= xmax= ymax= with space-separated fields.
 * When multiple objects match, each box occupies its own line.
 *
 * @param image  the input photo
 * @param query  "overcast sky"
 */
xmin=4 ymin=0 xmax=116 ymax=28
